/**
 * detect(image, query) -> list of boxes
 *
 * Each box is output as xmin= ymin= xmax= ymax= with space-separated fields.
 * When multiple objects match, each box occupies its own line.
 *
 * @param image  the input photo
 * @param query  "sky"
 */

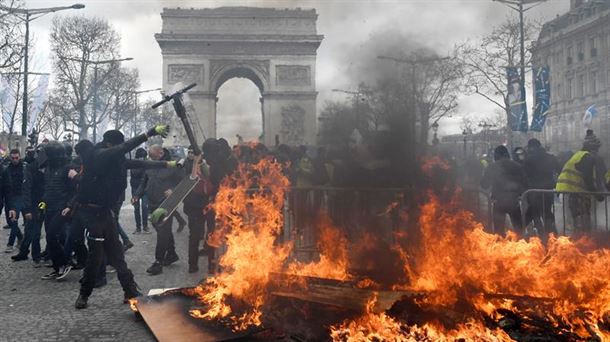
xmin=20 ymin=0 xmax=570 ymax=142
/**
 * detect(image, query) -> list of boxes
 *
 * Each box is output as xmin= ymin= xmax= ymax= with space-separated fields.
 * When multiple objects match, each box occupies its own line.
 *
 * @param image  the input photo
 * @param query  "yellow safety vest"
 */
xmin=555 ymin=151 xmax=589 ymax=192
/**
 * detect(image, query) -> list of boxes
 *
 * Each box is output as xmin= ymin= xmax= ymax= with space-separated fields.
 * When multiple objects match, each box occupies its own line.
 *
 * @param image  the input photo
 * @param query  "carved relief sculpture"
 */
xmin=280 ymin=105 xmax=306 ymax=145
xmin=276 ymin=65 xmax=311 ymax=86
xmin=168 ymin=64 xmax=204 ymax=84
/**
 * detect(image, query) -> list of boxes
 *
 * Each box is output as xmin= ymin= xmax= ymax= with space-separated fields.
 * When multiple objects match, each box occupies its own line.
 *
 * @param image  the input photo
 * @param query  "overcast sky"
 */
xmin=22 ymin=0 xmax=569 ymax=142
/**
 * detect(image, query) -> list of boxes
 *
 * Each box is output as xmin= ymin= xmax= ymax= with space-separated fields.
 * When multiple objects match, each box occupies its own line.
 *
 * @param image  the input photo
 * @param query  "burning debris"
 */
xmin=136 ymin=155 xmax=610 ymax=341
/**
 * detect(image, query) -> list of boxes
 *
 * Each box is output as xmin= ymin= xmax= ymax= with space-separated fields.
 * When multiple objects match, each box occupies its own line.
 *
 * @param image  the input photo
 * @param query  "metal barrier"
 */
xmin=282 ymin=187 xmax=410 ymax=262
xmin=520 ymin=189 xmax=610 ymax=237
xmin=280 ymin=187 xmax=495 ymax=262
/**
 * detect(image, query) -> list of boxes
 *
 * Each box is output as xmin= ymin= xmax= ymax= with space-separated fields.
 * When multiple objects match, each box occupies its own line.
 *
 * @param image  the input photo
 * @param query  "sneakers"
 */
xmin=146 ymin=261 xmax=163 ymax=275
xmin=162 ymin=253 xmax=179 ymax=266
xmin=123 ymin=240 xmax=135 ymax=252
xmin=75 ymin=295 xmax=88 ymax=309
xmin=72 ymin=263 xmax=86 ymax=270
xmin=143 ymin=227 xmax=151 ymax=234
xmin=41 ymin=271 xmax=59 ymax=280
xmin=11 ymin=253 xmax=28 ymax=261
xmin=188 ymin=264 xmax=199 ymax=274
xmin=133 ymin=229 xmax=141 ymax=234
xmin=4 ymin=246 xmax=14 ymax=253
xmin=2 ymin=224 xmax=9 ymax=230
xmin=32 ymin=260 xmax=42 ymax=268
xmin=56 ymin=265 xmax=72 ymax=280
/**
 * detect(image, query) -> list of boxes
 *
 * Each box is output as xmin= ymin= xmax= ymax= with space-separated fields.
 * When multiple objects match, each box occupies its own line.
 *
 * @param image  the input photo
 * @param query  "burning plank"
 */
xmin=269 ymin=272 xmax=420 ymax=313
xmin=135 ymin=289 xmax=260 ymax=342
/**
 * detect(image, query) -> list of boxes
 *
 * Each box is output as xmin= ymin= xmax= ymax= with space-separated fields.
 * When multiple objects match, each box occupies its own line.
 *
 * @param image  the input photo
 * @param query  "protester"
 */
xmin=481 ymin=145 xmax=528 ymax=236
xmin=523 ymin=138 xmax=561 ymax=236
xmin=3 ymin=149 xmax=25 ymax=253
xmin=130 ymin=148 xmax=150 ymax=234
xmin=133 ymin=145 xmax=183 ymax=276
xmin=39 ymin=142 xmax=77 ymax=281
xmin=11 ymin=146 xmax=44 ymax=265
xmin=556 ymin=130 xmax=606 ymax=234
xmin=512 ymin=147 xmax=526 ymax=165
xmin=73 ymin=126 xmax=170 ymax=309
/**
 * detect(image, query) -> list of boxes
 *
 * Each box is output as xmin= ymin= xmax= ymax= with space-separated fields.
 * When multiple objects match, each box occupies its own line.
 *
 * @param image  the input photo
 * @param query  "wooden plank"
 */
xmin=136 ymin=290 xmax=253 ymax=342
xmin=268 ymin=272 xmax=419 ymax=313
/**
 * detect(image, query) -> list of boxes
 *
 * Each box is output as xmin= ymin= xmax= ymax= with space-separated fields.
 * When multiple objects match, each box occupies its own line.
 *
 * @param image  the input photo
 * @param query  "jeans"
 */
xmin=133 ymin=194 xmax=149 ymax=230
xmin=153 ymin=209 xmax=175 ymax=263
xmin=45 ymin=210 xmax=70 ymax=271
xmin=79 ymin=206 xmax=137 ymax=298
xmin=186 ymin=211 xmax=205 ymax=268
xmin=7 ymin=196 xmax=24 ymax=247
xmin=67 ymin=210 xmax=88 ymax=266
xmin=112 ymin=202 xmax=131 ymax=243
xmin=18 ymin=212 xmax=43 ymax=260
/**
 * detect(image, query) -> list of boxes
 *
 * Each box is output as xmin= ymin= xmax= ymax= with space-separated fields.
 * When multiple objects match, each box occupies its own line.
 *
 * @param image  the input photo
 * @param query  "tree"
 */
xmin=106 ymin=68 xmax=139 ymax=130
xmin=456 ymin=16 xmax=539 ymax=127
xmin=49 ymin=15 xmax=122 ymax=141
xmin=0 ymin=0 xmax=24 ymax=70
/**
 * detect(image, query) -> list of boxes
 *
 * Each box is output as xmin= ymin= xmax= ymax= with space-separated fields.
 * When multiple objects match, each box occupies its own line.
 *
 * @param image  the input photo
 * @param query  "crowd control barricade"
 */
xmin=282 ymin=187 xmax=410 ymax=262
xmin=459 ymin=187 xmax=493 ymax=232
xmin=520 ymin=189 xmax=610 ymax=238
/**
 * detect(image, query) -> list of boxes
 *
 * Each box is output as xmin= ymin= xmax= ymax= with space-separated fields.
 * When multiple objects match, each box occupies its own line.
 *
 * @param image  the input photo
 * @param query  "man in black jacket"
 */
xmin=74 ymin=126 xmax=169 ymax=309
xmin=38 ymin=142 xmax=77 ymax=281
xmin=524 ymin=138 xmax=561 ymax=235
xmin=130 ymin=148 xmax=149 ymax=234
xmin=481 ymin=145 xmax=528 ymax=236
xmin=3 ymin=149 xmax=25 ymax=253
xmin=133 ymin=145 xmax=182 ymax=276
xmin=11 ymin=147 xmax=45 ymax=264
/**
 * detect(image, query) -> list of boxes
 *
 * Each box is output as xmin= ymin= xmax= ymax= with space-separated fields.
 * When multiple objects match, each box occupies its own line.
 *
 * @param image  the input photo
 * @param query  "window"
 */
xmin=591 ymin=71 xmax=598 ymax=94
xmin=590 ymin=37 xmax=598 ymax=57
xmin=567 ymin=78 xmax=573 ymax=98
xmin=567 ymin=46 xmax=573 ymax=65
xmin=577 ymin=42 xmax=584 ymax=61
xmin=577 ymin=75 xmax=584 ymax=97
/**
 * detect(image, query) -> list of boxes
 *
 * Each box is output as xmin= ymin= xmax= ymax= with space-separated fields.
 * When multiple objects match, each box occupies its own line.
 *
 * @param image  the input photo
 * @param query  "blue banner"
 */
xmin=506 ymin=67 xmax=528 ymax=132
xmin=530 ymin=67 xmax=550 ymax=132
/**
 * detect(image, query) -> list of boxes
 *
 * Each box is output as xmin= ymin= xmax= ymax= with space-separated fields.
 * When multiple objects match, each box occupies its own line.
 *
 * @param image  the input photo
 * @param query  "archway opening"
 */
xmin=216 ymin=77 xmax=263 ymax=146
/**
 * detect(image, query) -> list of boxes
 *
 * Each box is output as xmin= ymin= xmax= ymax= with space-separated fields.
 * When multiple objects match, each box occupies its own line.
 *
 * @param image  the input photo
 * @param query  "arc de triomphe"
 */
xmin=155 ymin=7 xmax=324 ymax=146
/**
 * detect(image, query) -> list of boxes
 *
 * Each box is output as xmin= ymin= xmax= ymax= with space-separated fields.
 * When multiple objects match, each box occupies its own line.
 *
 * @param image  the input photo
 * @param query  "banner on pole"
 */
xmin=530 ymin=66 xmax=550 ymax=132
xmin=506 ymin=67 xmax=528 ymax=132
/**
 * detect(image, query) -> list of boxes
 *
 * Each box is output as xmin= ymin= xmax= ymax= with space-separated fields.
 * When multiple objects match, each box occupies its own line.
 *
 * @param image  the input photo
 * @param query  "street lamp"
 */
xmin=59 ymin=56 xmax=133 ymax=142
xmin=128 ymin=88 xmax=162 ymax=137
xmin=0 ymin=3 xmax=85 ymax=138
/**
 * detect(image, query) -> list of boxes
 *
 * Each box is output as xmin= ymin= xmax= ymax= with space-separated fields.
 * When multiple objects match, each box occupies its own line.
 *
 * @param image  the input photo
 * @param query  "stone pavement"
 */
xmin=0 ymin=203 xmax=208 ymax=342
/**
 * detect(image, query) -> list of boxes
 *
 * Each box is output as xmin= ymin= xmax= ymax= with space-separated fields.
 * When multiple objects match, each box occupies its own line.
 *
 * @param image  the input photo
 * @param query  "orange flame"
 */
xmin=128 ymin=298 xmax=138 ymax=313
xmin=191 ymin=158 xmax=351 ymax=330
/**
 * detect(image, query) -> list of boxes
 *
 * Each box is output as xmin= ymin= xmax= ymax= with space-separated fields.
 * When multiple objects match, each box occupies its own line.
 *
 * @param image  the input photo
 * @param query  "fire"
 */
xmin=190 ymin=157 xmax=351 ymax=330
xmin=330 ymin=295 xmax=513 ymax=341
xmin=187 ymin=152 xmax=609 ymax=340
xmin=128 ymin=298 xmax=138 ymax=313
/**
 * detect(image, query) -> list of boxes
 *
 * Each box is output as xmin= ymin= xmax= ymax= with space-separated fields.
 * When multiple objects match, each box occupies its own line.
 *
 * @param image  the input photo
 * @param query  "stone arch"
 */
xmin=156 ymin=7 xmax=323 ymax=146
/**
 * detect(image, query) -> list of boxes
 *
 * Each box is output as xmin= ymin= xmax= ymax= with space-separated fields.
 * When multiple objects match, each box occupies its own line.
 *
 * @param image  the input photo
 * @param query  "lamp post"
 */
xmin=0 ymin=3 xmax=85 ymax=138
xmin=59 ymin=56 xmax=133 ymax=142
xmin=128 ymin=88 xmax=162 ymax=137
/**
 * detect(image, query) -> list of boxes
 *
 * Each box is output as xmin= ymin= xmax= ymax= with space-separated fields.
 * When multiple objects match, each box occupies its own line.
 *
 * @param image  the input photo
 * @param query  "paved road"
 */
xmin=0 ymin=203 xmax=207 ymax=342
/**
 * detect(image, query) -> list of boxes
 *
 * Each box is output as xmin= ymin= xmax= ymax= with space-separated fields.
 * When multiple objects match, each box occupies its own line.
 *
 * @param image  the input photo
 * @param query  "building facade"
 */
xmin=532 ymin=0 xmax=610 ymax=159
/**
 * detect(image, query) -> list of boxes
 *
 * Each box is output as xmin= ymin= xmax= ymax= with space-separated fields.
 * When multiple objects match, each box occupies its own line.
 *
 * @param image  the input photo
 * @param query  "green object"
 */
xmin=155 ymin=125 xmax=170 ymax=137
xmin=167 ymin=161 xmax=178 ymax=168
xmin=150 ymin=208 xmax=168 ymax=225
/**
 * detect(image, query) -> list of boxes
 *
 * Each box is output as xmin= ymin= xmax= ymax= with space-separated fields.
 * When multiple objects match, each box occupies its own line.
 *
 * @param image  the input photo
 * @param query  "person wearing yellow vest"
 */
xmin=556 ymin=130 xmax=605 ymax=233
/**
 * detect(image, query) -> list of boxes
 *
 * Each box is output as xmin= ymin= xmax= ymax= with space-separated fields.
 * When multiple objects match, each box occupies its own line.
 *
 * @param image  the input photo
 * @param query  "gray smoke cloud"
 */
xmin=23 ymin=0 xmax=569 ymax=139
